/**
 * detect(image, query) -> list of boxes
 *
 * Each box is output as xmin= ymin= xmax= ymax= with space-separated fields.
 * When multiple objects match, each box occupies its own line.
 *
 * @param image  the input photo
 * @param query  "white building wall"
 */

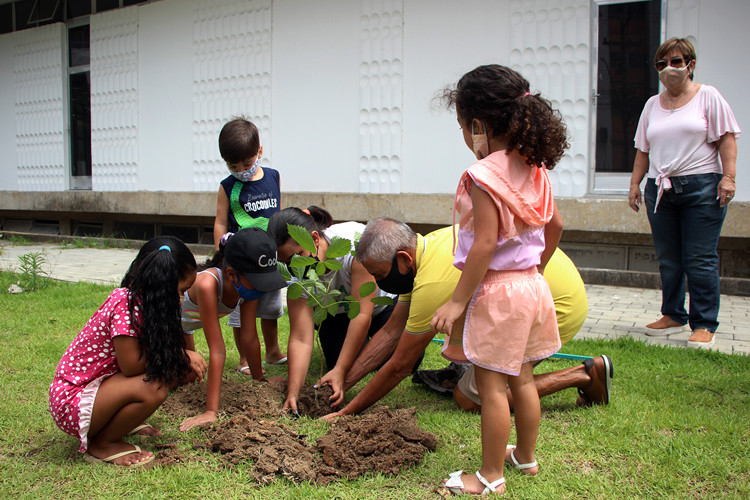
xmin=13 ymin=24 xmax=66 ymax=192
xmin=272 ymin=0 xmax=361 ymax=193
xmin=191 ymin=0 xmax=272 ymax=192
xmin=136 ymin=0 xmax=193 ymax=191
xmin=90 ymin=7 xmax=139 ymax=191
xmin=0 ymin=0 xmax=747 ymax=200
xmin=0 ymin=30 xmax=18 ymax=190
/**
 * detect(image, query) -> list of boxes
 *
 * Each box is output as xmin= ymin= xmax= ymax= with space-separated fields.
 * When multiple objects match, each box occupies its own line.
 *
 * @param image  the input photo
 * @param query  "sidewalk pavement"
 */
xmin=1 ymin=242 xmax=748 ymax=356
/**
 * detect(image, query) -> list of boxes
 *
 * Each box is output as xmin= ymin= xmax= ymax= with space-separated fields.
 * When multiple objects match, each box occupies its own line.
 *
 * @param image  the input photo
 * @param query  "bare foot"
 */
xmin=85 ymin=441 xmax=153 ymax=466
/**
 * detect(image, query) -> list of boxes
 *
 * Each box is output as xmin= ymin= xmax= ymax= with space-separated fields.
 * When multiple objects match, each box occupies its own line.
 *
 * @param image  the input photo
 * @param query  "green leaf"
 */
xmin=347 ymin=301 xmax=360 ymax=319
xmin=313 ymin=306 xmax=328 ymax=326
xmin=315 ymin=261 xmax=327 ymax=276
xmin=287 ymin=282 xmax=304 ymax=300
xmin=289 ymin=254 xmax=316 ymax=268
xmin=323 ymin=259 xmax=342 ymax=271
xmin=358 ymin=281 xmax=376 ymax=298
xmin=278 ymin=262 xmax=291 ymax=281
xmin=352 ymin=232 xmax=362 ymax=256
xmin=287 ymin=223 xmax=316 ymax=253
xmin=325 ymin=236 xmax=353 ymax=258
xmin=371 ymin=296 xmax=397 ymax=306
xmin=327 ymin=302 xmax=339 ymax=317
xmin=289 ymin=255 xmax=316 ymax=279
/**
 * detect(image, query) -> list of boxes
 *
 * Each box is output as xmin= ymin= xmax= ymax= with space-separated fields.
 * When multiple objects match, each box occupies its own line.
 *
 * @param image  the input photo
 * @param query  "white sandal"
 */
xmin=505 ymin=445 xmax=538 ymax=474
xmin=445 ymin=470 xmax=505 ymax=495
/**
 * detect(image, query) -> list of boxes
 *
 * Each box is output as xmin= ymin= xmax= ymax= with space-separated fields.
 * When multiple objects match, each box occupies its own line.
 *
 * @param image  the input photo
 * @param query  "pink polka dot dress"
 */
xmin=48 ymin=288 xmax=140 ymax=452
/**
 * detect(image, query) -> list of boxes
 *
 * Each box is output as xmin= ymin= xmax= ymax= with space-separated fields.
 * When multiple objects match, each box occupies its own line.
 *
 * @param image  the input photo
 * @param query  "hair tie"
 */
xmin=158 ymin=245 xmax=171 ymax=252
xmin=220 ymin=232 xmax=234 ymax=246
xmin=523 ymin=92 xmax=531 ymax=97
xmin=302 ymin=208 xmax=311 ymax=215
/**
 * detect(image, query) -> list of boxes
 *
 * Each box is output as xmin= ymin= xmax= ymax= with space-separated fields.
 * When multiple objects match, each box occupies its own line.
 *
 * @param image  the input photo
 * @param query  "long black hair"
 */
xmin=267 ymin=206 xmax=333 ymax=247
xmin=442 ymin=64 xmax=569 ymax=169
xmin=120 ymin=236 xmax=196 ymax=386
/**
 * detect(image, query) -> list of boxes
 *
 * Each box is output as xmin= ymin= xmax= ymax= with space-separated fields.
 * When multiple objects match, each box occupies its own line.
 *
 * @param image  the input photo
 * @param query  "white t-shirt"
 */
xmin=321 ymin=221 xmax=396 ymax=316
xmin=634 ymin=84 xmax=740 ymax=209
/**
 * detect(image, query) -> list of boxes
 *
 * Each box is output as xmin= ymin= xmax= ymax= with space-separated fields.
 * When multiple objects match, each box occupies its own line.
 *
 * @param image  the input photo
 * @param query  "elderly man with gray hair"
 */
xmin=322 ymin=218 xmax=612 ymax=421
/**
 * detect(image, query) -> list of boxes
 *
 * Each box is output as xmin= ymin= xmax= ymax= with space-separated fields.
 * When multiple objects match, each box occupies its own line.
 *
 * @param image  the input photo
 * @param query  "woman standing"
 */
xmin=629 ymin=37 xmax=740 ymax=349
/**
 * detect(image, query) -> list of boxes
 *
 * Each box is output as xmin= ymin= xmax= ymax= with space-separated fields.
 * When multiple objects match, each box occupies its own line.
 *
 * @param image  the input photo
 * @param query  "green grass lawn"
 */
xmin=0 ymin=272 xmax=748 ymax=499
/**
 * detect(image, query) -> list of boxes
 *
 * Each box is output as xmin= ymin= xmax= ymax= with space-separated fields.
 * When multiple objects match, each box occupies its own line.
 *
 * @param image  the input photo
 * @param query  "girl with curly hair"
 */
xmin=431 ymin=64 xmax=568 ymax=495
xmin=49 ymin=237 xmax=206 ymax=466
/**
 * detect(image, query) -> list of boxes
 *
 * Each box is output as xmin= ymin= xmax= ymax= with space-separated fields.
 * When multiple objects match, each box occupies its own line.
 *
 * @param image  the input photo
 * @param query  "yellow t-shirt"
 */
xmin=544 ymin=249 xmax=588 ymax=344
xmin=402 ymin=226 xmax=461 ymax=334
xmin=402 ymin=226 xmax=587 ymax=344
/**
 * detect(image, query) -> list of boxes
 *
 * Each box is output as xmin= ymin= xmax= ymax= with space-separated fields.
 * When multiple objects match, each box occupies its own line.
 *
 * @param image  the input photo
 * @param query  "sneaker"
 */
xmin=577 ymin=355 xmax=613 ymax=406
xmin=412 ymin=362 xmax=468 ymax=394
xmin=687 ymin=328 xmax=715 ymax=349
xmin=645 ymin=316 xmax=688 ymax=336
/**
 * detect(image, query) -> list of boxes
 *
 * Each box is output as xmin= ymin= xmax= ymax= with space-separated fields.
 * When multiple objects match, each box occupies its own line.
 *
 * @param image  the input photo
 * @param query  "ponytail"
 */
xmin=267 ymin=206 xmax=333 ymax=247
xmin=122 ymin=236 xmax=197 ymax=386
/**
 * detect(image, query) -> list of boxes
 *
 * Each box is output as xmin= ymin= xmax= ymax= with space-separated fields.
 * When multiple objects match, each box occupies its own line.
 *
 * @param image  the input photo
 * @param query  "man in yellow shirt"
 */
xmin=325 ymin=219 xmax=611 ymax=420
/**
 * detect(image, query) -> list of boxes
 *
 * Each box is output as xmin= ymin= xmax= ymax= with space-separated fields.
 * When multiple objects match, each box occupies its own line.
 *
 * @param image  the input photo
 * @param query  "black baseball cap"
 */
xmin=224 ymin=227 xmax=286 ymax=292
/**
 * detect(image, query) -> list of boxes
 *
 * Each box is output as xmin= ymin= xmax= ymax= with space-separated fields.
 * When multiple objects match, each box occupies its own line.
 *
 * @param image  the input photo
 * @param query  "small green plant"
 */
xmin=277 ymin=224 xmax=393 ymax=327
xmin=17 ymin=251 xmax=51 ymax=291
xmin=7 ymin=234 xmax=32 ymax=245
xmin=67 ymin=234 xmax=126 ymax=249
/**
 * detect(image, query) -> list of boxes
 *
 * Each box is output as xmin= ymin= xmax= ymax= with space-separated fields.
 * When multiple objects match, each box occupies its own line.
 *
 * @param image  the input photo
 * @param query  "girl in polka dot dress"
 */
xmin=48 ymin=236 xmax=207 ymax=466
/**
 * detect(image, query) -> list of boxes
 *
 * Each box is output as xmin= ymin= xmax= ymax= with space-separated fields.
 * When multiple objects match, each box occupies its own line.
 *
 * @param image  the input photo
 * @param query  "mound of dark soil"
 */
xmin=161 ymin=380 xmax=286 ymax=422
xmin=156 ymin=381 xmax=438 ymax=483
xmin=202 ymin=414 xmax=318 ymax=484
xmin=316 ymin=406 xmax=438 ymax=480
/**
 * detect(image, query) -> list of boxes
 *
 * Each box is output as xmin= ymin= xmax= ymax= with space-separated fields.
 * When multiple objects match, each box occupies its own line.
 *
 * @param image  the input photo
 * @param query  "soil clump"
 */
xmin=316 ymin=406 xmax=438 ymax=480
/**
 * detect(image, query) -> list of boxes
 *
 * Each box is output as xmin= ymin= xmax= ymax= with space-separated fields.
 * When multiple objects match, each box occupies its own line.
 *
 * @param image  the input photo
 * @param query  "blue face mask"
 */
xmin=229 ymin=158 xmax=261 ymax=182
xmin=233 ymin=279 xmax=265 ymax=301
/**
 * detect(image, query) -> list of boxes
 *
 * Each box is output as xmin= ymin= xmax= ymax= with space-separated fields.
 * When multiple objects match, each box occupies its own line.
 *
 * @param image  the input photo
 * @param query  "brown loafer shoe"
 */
xmin=577 ymin=355 xmax=613 ymax=406
xmin=687 ymin=328 xmax=715 ymax=349
xmin=645 ymin=316 xmax=687 ymax=336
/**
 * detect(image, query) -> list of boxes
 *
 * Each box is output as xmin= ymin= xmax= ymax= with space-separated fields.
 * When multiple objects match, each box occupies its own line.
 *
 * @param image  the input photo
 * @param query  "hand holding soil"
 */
xmin=315 ymin=368 xmax=346 ymax=407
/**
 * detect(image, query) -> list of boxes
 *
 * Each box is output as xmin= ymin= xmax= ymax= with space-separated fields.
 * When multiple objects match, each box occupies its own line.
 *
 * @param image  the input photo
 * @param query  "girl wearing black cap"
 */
xmin=178 ymin=227 xmax=286 ymax=431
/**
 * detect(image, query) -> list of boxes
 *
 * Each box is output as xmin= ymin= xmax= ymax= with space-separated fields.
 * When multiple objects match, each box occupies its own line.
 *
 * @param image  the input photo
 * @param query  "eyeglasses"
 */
xmin=655 ymin=57 xmax=688 ymax=72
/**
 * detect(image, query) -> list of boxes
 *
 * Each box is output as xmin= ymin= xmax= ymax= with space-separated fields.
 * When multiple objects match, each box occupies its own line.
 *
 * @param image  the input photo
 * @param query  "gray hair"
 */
xmin=356 ymin=217 xmax=417 ymax=263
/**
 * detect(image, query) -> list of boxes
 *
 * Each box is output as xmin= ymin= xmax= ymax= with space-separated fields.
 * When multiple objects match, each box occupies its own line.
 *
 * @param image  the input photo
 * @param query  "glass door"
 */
xmin=591 ymin=0 xmax=662 ymax=193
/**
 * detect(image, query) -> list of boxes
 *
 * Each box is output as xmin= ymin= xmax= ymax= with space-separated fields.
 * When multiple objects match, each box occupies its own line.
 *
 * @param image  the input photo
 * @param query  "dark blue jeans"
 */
xmin=644 ymin=173 xmax=726 ymax=332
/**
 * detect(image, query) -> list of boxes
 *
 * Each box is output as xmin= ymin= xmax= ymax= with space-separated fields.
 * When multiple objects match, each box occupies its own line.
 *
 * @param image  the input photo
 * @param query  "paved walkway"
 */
xmin=1 ymin=242 xmax=748 ymax=356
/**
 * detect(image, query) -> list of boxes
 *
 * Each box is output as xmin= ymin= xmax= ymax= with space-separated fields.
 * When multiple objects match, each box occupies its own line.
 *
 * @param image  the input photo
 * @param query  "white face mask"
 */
xmin=471 ymin=121 xmax=489 ymax=160
xmin=658 ymin=65 xmax=690 ymax=88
